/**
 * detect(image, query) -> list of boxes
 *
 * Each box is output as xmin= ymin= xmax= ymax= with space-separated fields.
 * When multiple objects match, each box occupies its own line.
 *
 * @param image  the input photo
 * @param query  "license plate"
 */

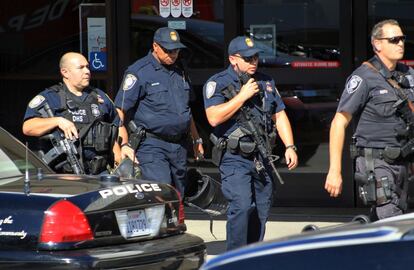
xmin=125 ymin=210 xmax=150 ymax=238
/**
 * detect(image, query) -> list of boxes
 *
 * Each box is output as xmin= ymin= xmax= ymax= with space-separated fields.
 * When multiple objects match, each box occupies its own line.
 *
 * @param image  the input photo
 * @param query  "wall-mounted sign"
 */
xmin=159 ymin=0 xmax=170 ymax=18
xmin=171 ymin=0 xmax=181 ymax=18
xmin=159 ymin=0 xmax=193 ymax=18
xmin=87 ymin=17 xmax=106 ymax=71
xmin=182 ymin=0 xmax=193 ymax=18
xmin=79 ymin=3 xmax=107 ymax=72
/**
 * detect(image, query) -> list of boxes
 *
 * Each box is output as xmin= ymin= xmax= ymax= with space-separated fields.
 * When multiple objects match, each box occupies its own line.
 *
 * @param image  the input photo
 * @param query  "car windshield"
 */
xmin=0 ymin=128 xmax=52 ymax=180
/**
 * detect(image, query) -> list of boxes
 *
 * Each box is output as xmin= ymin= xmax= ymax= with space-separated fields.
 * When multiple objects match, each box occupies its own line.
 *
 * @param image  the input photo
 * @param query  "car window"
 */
xmin=0 ymin=128 xmax=52 ymax=179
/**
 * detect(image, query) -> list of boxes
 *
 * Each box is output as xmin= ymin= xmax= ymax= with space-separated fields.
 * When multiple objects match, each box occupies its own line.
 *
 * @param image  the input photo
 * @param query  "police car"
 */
xmin=0 ymin=127 xmax=205 ymax=269
xmin=201 ymin=213 xmax=414 ymax=270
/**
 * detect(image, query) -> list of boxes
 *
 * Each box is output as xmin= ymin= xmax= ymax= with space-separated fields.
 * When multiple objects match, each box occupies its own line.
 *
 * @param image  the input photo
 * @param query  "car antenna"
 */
xmin=24 ymin=142 xmax=31 ymax=196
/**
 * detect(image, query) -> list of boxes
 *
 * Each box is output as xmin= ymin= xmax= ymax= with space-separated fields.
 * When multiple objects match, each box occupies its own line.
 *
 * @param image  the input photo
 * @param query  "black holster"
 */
xmin=210 ymin=134 xmax=226 ymax=166
xmin=128 ymin=121 xmax=146 ymax=151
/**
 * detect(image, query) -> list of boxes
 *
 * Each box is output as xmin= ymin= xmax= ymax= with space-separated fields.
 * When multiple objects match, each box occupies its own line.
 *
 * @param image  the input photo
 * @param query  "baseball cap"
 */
xmin=228 ymin=36 xmax=263 ymax=57
xmin=153 ymin=27 xmax=186 ymax=50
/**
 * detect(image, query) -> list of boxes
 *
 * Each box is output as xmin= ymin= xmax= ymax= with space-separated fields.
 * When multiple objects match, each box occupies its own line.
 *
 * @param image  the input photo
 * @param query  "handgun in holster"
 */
xmin=210 ymin=133 xmax=227 ymax=166
xmin=355 ymin=170 xmax=376 ymax=205
xmin=128 ymin=121 xmax=146 ymax=151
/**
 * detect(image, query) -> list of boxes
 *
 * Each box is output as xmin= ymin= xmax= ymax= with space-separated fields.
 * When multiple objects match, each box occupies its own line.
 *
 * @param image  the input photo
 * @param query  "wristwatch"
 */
xmin=193 ymin=138 xmax=203 ymax=145
xmin=286 ymin=144 xmax=297 ymax=151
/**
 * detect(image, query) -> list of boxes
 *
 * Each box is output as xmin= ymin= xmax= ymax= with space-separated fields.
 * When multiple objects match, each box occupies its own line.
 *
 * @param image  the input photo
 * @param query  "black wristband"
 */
xmin=286 ymin=144 xmax=297 ymax=151
xmin=121 ymin=143 xmax=131 ymax=148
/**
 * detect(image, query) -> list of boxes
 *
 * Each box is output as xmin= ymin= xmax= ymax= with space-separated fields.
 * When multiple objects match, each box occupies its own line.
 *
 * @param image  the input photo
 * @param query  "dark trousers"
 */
xmin=136 ymin=137 xmax=187 ymax=196
xmin=220 ymin=152 xmax=273 ymax=251
xmin=355 ymin=157 xmax=408 ymax=219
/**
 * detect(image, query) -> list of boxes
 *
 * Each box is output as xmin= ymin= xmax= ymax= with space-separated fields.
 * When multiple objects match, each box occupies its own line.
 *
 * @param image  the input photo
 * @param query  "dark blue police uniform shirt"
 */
xmin=114 ymin=52 xmax=191 ymax=137
xmin=24 ymin=87 xmax=118 ymax=123
xmin=337 ymin=56 xmax=414 ymax=148
xmin=203 ymin=65 xmax=285 ymax=137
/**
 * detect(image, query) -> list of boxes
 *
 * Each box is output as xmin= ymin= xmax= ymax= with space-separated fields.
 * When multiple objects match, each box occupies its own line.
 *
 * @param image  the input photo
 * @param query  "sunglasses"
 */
xmin=236 ymin=54 xmax=259 ymax=63
xmin=159 ymin=44 xmax=180 ymax=54
xmin=377 ymin=35 xmax=406 ymax=44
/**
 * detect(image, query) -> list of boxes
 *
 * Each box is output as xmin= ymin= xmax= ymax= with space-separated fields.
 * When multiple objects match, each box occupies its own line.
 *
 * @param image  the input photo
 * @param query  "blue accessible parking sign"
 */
xmin=89 ymin=51 xmax=107 ymax=71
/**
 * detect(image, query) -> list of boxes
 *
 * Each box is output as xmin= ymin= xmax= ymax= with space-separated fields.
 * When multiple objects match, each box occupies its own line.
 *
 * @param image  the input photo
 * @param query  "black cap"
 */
xmin=228 ymin=36 xmax=263 ymax=57
xmin=153 ymin=27 xmax=186 ymax=50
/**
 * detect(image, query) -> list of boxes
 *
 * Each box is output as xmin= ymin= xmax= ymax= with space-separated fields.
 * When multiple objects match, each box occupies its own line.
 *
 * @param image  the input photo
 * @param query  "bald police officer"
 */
xmin=204 ymin=36 xmax=298 ymax=250
xmin=23 ymin=52 xmax=119 ymax=174
xmin=325 ymin=19 xmax=414 ymax=219
xmin=116 ymin=27 xmax=204 ymax=196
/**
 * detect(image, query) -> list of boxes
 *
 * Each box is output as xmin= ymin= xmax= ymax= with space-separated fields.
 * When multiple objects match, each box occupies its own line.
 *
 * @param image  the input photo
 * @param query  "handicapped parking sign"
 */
xmin=89 ymin=51 xmax=107 ymax=71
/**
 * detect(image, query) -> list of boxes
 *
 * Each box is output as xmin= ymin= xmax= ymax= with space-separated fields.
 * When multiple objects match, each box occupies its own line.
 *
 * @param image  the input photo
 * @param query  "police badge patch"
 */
xmin=205 ymin=81 xmax=216 ymax=99
xmin=122 ymin=74 xmax=137 ymax=91
xmin=265 ymin=81 xmax=273 ymax=92
xmin=346 ymin=75 xmax=363 ymax=94
xmin=28 ymin=95 xmax=45 ymax=109
xmin=91 ymin=104 xmax=100 ymax=117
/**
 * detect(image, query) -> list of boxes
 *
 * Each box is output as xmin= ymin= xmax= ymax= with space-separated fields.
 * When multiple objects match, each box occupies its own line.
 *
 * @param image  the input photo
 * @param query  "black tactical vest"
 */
xmin=50 ymin=83 xmax=116 ymax=154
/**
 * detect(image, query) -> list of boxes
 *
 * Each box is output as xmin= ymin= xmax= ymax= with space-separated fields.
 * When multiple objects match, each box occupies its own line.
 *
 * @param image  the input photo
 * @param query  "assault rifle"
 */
xmin=39 ymin=103 xmax=85 ymax=174
xmin=222 ymin=79 xmax=284 ymax=185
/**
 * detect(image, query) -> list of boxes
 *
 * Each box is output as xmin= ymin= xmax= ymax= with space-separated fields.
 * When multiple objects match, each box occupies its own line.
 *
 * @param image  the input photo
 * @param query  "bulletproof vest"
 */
xmin=51 ymin=83 xmax=113 ymax=152
xmin=222 ymin=75 xmax=272 ymax=137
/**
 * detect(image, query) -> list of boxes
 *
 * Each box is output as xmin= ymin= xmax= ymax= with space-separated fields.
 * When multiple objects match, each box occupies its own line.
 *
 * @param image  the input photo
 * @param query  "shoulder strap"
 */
xmin=48 ymin=83 xmax=67 ymax=111
xmin=363 ymin=61 xmax=414 ymax=112
xmin=363 ymin=61 xmax=401 ymax=89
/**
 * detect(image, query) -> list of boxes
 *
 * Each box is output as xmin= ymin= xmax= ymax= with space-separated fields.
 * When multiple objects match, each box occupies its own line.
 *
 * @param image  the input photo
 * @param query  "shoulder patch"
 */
xmin=28 ymin=95 xmax=45 ymax=109
xmin=265 ymin=81 xmax=273 ymax=92
xmin=346 ymin=75 xmax=363 ymax=94
xmin=122 ymin=74 xmax=138 ymax=91
xmin=205 ymin=81 xmax=217 ymax=99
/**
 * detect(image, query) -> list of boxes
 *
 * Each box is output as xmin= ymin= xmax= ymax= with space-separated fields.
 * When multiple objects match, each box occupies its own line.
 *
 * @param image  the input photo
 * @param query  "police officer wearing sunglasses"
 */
xmin=203 ymin=36 xmax=298 ymax=250
xmin=326 ymin=19 xmax=414 ymax=220
xmin=115 ymin=27 xmax=204 ymax=196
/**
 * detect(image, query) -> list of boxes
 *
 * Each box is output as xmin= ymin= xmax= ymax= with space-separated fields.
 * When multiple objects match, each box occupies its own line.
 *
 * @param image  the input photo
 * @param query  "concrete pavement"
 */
xmin=184 ymin=206 xmax=370 ymax=257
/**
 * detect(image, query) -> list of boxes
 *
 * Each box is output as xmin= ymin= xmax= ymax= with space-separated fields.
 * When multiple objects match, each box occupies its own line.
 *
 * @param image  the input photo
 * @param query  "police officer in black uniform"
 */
xmin=203 ymin=36 xmax=298 ymax=250
xmin=115 ymin=27 xmax=204 ymax=196
xmin=23 ymin=52 xmax=119 ymax=175
xmin=326 ymin=19 xmax=414 ymax=219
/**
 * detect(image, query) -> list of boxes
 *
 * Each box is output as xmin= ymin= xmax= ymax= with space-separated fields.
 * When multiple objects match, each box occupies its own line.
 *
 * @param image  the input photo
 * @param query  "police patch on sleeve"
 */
xmin=122 ymin=74 xmax=137 ymax=91
xmin=205 ymin=81 xmax=216 ymax=99
xmin=346 ymin=75 xmax=363 ymax=94
xmin=28 ymin=95 xmax=45 ymax=109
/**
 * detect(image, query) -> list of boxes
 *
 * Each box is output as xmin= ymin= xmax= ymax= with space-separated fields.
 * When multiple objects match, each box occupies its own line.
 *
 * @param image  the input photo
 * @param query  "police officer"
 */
xmin=325 ymin=19 xmax=414 ymax=219
xmin=116 ymin=27 xmax=204 ymax=196
xmin=23 ymin=52 xmax=119 ymax=174
xmin=203 ymin=36 xmax=298 ymax=250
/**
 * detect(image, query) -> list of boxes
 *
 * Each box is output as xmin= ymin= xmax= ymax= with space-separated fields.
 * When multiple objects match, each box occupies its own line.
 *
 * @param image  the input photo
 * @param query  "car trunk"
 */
xmin=0 ymin=174 xmax=186 ymax=251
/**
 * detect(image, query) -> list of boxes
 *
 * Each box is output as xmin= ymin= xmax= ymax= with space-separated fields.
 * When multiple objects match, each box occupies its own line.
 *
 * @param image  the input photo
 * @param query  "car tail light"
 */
xmin=39 ymin=200 xmax=94 ymax=243
xmin=176 ymin=191 xmax=185 ymax=224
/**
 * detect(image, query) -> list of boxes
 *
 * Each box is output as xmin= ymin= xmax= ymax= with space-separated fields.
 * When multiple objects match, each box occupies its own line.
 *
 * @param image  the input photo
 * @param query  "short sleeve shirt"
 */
xmin=337 ymin=56 xmax=414 ymax=147
xmin=114 ymin=52 xmax=191 ymax=136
